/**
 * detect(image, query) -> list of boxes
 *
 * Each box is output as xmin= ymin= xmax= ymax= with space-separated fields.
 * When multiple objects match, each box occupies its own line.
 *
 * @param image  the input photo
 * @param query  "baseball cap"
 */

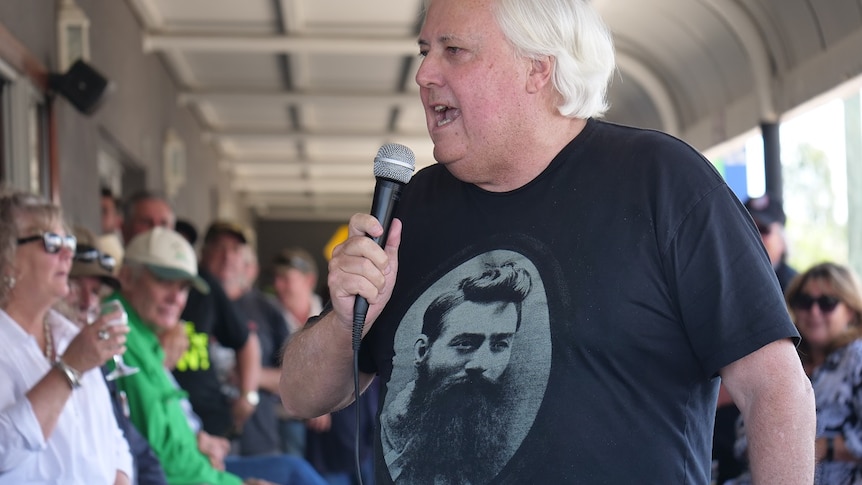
xmin=273 ymin=247 xmax=318 ymax=276
xmin=124 ymin=227 xmax=210 ymax=294
xmin=175 ymin=219 xmax=199 ymax=246
xmin=743 ymin=195 xmax=786 ymax=227
xmin=70 ymin=226 xmax=120 ymax=290
xmin=203 ymin=220 xmax=248 ymax=245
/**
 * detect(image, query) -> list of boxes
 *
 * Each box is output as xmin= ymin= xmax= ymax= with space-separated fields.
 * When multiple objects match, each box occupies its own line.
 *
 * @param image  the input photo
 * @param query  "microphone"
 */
xmin=352 ymin=143 xmax=415 ymax=351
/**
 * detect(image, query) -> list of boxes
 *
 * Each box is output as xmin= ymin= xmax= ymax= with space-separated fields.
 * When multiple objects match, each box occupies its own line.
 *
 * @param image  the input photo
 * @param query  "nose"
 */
xmin=82 ymin=291 xmax=100 ymax=313
xmin=165 ymin=282 xmax=185 ymax=303
xmin=59 ymin=244 xmax=74 ymax=261
xmin=415 ymin=53 xmax=440 ymax=89
xmin=464 ymin=341 xmax=493 ymax=375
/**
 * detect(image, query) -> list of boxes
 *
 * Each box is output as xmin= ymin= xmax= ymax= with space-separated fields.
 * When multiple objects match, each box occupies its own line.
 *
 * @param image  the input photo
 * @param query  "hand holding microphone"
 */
xmin=352 ymin=143 xmax=415 ymax=350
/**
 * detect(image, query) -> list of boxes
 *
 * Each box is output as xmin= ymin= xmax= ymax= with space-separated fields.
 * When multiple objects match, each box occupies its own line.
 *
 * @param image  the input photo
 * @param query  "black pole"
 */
xmin=761 ymin=121 xmax=782 ymax=201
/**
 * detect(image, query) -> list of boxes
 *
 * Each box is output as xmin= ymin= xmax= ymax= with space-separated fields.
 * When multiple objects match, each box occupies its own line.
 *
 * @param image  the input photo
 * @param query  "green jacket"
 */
xmin=110 ymin=293 xmax=242 ymax=485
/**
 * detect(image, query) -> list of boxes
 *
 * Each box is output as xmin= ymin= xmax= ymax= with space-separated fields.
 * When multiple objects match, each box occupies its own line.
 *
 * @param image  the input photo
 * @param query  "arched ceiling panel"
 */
xmin=810 ymin=0 xmax=862 ymax=46
xmin=124 ymin=0 xmax=862 ymax=220
xmin=750 ymin=0 xmax=827 ymax=66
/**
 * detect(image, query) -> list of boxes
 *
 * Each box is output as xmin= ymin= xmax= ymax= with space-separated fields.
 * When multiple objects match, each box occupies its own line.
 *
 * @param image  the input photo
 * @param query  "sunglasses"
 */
xmin=756 ymin=224 xmax=772 ymax=236
xmin=791 ymin=293 xmax=841 ymax=313
xmin=74 ymin=245 xmax=117 ymax=272
xmin=17 ymin=232 xmax=77 ymax=254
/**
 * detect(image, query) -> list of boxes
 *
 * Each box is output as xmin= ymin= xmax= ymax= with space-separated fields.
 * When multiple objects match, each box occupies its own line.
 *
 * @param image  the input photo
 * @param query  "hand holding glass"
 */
xmin=96 ymin=300 xmax=139 ymax=381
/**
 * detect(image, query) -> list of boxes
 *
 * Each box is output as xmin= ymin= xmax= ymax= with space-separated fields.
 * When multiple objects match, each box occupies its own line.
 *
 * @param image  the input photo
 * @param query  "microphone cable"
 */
xmin=352 ymin=298 xmax=369 ymax=485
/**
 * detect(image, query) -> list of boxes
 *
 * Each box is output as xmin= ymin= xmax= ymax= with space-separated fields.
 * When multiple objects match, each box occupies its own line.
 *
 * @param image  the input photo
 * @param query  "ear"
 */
xmin=526 ymin=55 xmax=554 ymax=94
xmin=414 ymin=335 xmax=430 ymax=365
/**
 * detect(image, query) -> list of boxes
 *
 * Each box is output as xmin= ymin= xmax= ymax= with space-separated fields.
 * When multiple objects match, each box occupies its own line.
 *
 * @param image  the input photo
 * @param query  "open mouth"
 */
xmin=433 ymin=104 xmax=460 ymax=127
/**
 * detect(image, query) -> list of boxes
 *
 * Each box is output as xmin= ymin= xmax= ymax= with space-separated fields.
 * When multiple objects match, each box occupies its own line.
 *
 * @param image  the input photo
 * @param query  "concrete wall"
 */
xmin=0 ymin=0 xmax=242 ymax=235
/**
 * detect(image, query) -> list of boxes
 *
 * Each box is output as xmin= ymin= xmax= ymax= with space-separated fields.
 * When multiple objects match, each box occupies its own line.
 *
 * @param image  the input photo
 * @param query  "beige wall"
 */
xmin=0 ymin=0 xmax=244 ymax=235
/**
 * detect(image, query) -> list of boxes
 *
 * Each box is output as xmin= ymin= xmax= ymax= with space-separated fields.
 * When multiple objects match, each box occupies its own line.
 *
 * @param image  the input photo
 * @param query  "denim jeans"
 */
xmin=225 ymin=454 xmax=327 ymax=485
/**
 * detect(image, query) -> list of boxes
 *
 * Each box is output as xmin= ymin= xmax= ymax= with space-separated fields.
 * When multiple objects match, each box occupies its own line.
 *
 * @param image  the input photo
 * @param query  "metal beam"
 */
xmin=143 ymin=33 xmax=418 ymax=55
xmin=179 ymin=90 xmax=420 ymax=107
xmin=204 ymin=130 xmax=431 ymax=146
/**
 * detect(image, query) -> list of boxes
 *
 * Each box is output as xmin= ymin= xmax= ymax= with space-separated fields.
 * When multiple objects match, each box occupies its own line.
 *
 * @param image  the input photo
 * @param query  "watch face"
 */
xmin=245 ymin=391 xmax=260 ymax=406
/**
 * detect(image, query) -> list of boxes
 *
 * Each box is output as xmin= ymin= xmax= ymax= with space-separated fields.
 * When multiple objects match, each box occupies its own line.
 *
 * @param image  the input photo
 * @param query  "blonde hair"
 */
xmin=0 ymin=189 xmax=65 ymax=306
xmin=786 ymin=262 xmax=862 ymax=362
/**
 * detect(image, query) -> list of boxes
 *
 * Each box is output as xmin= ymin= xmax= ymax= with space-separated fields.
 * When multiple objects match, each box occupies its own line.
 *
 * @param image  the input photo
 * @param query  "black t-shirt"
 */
xmin=175 ymin=269 xmax=250 ymax=437
xmin=359 ymin=119 xmax=799 ymax=484
xmin=233 ymin=289 xmax=290 ymax=455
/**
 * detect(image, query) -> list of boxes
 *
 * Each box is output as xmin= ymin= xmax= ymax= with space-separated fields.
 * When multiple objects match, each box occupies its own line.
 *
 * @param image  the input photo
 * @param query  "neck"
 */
xmin=808 ymin=347 xmax=828 ymax=370
xmin=4 ymin=298 xmax=50 ymax=333
xmin=280 ymin=294 xmax=311 ymax=319
xmin=223 ymin=282 xmax=244 ymax=300
xmin=478 ymin=117 xmax=588 ymax=192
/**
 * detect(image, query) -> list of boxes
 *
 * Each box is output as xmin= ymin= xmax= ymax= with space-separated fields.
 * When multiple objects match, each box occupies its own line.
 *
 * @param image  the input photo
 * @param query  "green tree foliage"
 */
xmin=783 ymin=143 xmax=848 ymax=271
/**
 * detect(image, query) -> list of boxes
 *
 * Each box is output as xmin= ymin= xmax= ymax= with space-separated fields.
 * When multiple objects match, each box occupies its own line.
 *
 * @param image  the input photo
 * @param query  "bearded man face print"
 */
xmin=381 ymin=252 xmax=552 ymax=485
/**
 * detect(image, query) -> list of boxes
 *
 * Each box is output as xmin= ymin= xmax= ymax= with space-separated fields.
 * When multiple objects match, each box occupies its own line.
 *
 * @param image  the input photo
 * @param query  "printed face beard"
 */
xmin=398 ymin=365 xmax=509 ymax=485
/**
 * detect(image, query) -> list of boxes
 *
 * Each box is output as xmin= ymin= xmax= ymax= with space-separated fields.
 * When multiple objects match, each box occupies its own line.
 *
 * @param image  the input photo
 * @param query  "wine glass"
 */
xmin=96 ymin=300 xmax=140 ymax=381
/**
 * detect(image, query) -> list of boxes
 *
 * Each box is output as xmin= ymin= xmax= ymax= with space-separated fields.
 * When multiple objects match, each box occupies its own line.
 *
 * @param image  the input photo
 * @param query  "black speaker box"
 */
xmin=49 ymin=59 xmax=111 ymax=115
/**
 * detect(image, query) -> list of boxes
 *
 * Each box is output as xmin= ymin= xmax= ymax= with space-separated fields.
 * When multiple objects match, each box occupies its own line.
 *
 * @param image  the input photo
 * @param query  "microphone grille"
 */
xmin=374 ymin=143 xmax=415 ymax=184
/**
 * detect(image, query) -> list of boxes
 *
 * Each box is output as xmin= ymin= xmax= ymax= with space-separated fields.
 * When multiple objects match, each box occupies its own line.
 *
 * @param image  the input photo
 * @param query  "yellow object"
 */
xmin=323 ymin=224 xmax=349 ymax=261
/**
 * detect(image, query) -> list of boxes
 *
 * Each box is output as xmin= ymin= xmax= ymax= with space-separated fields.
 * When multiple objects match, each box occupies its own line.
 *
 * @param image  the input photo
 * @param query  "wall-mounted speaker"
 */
xmin=49 ymin=59 xmax=112 ymax=115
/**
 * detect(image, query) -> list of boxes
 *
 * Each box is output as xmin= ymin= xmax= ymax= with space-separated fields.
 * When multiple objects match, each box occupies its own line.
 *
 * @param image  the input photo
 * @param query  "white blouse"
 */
xmin=0 ymin=308 xmax=133 ymax=484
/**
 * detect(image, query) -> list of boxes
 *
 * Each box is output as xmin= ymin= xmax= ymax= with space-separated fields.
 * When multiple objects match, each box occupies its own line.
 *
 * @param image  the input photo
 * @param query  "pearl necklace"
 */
xmin=43 ymin=317 xmax=55 ymax=362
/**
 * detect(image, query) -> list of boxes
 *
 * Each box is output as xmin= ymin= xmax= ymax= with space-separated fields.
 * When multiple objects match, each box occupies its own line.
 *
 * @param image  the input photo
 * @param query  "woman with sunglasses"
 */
xmin=786 ymin=262 xmax=862 ymax=484
xmin=0 ymin=189 xmax=133 ymax=484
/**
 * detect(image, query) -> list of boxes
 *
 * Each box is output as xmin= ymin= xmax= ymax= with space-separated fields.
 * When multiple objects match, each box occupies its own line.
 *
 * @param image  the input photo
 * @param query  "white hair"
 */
xmin=421 ymin=0 xmax=612 ymax=119
xmin=494 ymin=0 xmax=615 ymax=118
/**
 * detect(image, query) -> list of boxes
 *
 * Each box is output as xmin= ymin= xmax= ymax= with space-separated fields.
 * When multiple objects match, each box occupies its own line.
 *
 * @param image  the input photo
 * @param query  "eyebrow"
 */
xmin=452 ymin=331 xmax=515 ymax=340
xmin=417 ymin=34 xmax=458 ymax=48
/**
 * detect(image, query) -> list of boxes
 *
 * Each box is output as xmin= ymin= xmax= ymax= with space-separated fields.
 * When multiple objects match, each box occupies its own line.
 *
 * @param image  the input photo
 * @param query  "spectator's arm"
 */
xmin=231 ymin=332 xmax=261 ymax=430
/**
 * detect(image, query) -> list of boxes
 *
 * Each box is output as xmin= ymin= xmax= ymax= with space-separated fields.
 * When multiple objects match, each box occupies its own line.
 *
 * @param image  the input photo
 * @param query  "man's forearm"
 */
xmin=279 ymin=312 xmax=373 ymax=418
xmin=743 ymin=370 xmax=815 ymax=484
xmin=235 ymin=333 xmax=261 ymax=394
xmin=259 ymin=367 xmax=281 ymax=394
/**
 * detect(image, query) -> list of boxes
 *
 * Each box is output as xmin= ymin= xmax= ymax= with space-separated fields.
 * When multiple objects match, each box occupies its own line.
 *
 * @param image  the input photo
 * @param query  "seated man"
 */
xmin=60 ymin=226 xmax=168 ymax=485
xmin=111 ymin=227 xmax=325 ymax=485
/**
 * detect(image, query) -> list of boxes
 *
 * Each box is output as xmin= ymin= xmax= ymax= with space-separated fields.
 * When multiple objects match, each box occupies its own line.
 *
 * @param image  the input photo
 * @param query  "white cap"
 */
xmin=123 ymin=227 xmax=209 ymax=294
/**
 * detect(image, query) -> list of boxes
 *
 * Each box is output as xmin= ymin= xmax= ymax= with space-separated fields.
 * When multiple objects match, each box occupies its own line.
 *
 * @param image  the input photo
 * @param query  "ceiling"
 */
xmin=125 ymin=0 xmax=862 ymax=221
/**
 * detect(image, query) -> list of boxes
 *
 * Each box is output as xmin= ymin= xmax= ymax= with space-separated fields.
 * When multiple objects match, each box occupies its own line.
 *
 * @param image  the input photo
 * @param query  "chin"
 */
xmin=154 ymin=319 xmax=178 ymax=332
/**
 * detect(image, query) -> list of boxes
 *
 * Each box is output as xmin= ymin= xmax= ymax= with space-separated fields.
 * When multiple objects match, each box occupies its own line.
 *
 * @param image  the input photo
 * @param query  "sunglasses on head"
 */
xmin=17 ymin=232 xmax=77 ymax=254
xmin=791 ymin=293 xmax=841 ymax=313
xmin=74 ymin=245 xmax=117 ymax=272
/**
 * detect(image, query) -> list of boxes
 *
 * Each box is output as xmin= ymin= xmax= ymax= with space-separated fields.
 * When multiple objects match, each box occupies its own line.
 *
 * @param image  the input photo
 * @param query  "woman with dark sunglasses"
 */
xmin=786 ymin=262 xmax=862 ymax=484
xmin=0 ymin=189 xmax=134 ymax=484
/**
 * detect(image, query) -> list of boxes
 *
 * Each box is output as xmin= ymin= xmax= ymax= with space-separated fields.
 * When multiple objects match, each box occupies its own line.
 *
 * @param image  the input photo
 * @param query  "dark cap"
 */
xmin=273 ymin=247 xmax=318 ymax=276
xmin=70 ymin=225 xmax=121 ymax=290
xmin=203 ymin=220 xmax=248 ymax=245
xmin=744 ymin=195 xmax=786 ymax=226
xmin=175 ymin=219 xmax=198 ymax=246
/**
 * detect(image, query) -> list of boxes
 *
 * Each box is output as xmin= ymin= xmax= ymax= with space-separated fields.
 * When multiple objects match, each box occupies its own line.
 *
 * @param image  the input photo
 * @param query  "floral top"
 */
xmin=812 ymin=339 xmax=862 ymax=484
xmin=728 ymin=339 xmax=862 ymax=485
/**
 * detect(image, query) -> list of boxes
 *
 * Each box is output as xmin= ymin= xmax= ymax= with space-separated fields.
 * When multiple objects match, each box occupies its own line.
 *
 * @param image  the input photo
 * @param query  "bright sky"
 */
xmin=780 ymin=98 xmax=849 ymax=223
xmin=710 ymin=75 xmax=862 ymax=226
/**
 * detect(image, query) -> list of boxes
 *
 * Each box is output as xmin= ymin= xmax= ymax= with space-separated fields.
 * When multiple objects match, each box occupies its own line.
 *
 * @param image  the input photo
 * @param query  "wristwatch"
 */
xmin=244 ymin=390 xmax=260 ymax=406
xmin=55 ymin=359 xmax=82 ymax=389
